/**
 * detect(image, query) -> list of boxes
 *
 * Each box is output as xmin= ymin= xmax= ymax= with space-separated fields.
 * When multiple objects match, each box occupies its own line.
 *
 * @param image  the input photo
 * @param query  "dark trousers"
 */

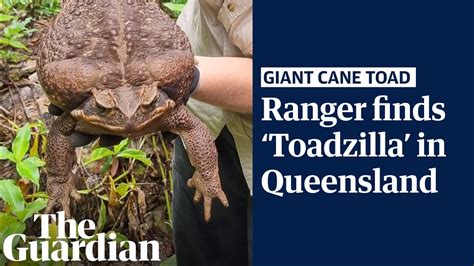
xmin=172 ymin=126 xmax=251 ymax=266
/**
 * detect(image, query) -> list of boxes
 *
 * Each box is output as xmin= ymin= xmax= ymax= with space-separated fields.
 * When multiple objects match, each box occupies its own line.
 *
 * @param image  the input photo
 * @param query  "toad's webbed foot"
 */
xmin=45 ymin=174 xmax=82 ymax=219
xmin=171 ymin=106 xmax=229 ymax=221
xmin=187 ymin=171 xmax=228 ymax=221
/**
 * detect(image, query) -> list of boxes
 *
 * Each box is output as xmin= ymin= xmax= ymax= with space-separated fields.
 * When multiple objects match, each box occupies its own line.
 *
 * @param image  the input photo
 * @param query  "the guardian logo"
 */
xmin=2 ymin=211 xmax=160 ymax=262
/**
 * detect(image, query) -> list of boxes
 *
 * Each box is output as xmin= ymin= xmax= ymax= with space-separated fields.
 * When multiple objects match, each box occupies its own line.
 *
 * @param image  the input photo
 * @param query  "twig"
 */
xmin=32 ymin=19 xmax=50 ymax=28
xmin=1 ymin=60 xmax=17 ymax=123
xmin=6 ymin=85 xmax=17 ymax=123
xmin=0 ymin=83 xmax=8 ymax=93
xmin=6 ymin=74 xmax=30 ymax=121
xmin=0 ymin=123 xmax=17 ymax=134
xmin=135 ymin=183 xmax=159 ymax=186
xmin=0 ymin=105 xmax=11 ymax=116
xmin=15 ymin=81 xmax=37 ymax=87
xmin=152 ymin=135 xmax=172 ymax=225
xmin=29 ymin=85 xmax=42 ymax=116
xmin=112 ymin=196 xmax=130 ymax=231
xmin=0 ymin=113 xmax=19 ymax=129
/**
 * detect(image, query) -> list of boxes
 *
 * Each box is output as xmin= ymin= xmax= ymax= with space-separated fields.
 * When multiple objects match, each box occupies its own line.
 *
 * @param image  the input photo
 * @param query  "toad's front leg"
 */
xmin=44 ymin=114 xmax=81 ymax=218
xmin=170 ymin=106 xmax=229 ymax=222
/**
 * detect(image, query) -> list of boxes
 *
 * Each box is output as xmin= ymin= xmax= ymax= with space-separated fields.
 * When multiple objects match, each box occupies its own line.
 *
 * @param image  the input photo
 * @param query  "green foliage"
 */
xmin=0 ymin=14 xmax=33 ymax=60
xmin=117 ymin=149 xmax=152 ymax=166
xmin=1 ymin=0 xmax=32 ymax=13
xmin=0 ymin=49 xmax=26 ymax=62
xmin=115 ymin=182 xmax=132 ymax=198
xmin=0 ymin=212 xmax=26 ymax=251
xmin=0 ymin=16 xmax=33 ymax=61
xmin=0 ymin=122 xmax=48 ymax=257
xmin=1 ymin=0 xmax=60 ymax=18
xmin=80 ymin=138 xmax=153 ymax=206
xmin=162 ymin=0 xmax=187 ymax=18
xmin=0 ymin=0 xmax=60 ymax=62
xmin=151 ymin=135 xmax=173 ymax=226
xmin=13 ymin=123 xmax=31 ymax=161
xmin=0 ymin=14 xmax=15 ymax=22
xmin=0 ymin=147 xmax=15 ymax=162
xmin=3 ymin=17 xmax=34 ymax=40
xmin=0 ymin=179 xmax=25 ymax=214
xmin=96 ymin=200 xmax=107 ymax=233
xmin=107 ymin=231 xmax=130 ymax=248
xmin=0 ymin=180 xmax=48 ymax=252
xmin=86 ymin=138 xmax=152 ymax=167
xmin=0 ymin=123 xmax=46 ymax=186
xmin=16 ymin=198 xmax=48 ymax=222
xmin=87 ymin=148 xmax=115 ymax=164
xmin=73 ymin=201 xmax=130 ymax=252
xmin=29 ymin=0 xmax=61 ymax=17
xmin=162 ymin=255 xmax=177 ymax=266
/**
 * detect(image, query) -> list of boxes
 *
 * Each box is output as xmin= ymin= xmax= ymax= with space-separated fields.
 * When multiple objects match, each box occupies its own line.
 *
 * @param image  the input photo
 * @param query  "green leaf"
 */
xmin=117 ymin=149 xmax=152 ymax=166
xmin=162 ymin=255 xmax=177 ymax=266
xmin=0 ymin=38 xmax=9 ymax=46
xmin=0 ymin=49 xmax=26 ymax=63
xmin=107 ymin=231 xmax=129 ymax=248
xmin=100 ymin=156 xmax=113 ymax=175
xmin=97 ymin=194 xmax=109 ymax=201
xmin=0 ymin=253 xmax=6 ymax=266
xmin=12 ymin=123 xmax=30 ymax=162
xmin=28 ymin=191 xmax=49 ymax=199
xmin=3 ymin=17 xmax=31 ymax=39
xmin=163 ymin=2 xmax=185 ymax=12
xmin=23 ymin=156 xmax=46 ymax=167
xmin=0 ymin=147 xmax=15 ymax=162
xmin=0 ymin=179 xmax=25 ymax=214
xmin=16 ymin=160 xmax=40 ymax=186
xmin=16 ymin=198 xmax=48 ymax=222
xmin=114 ymin=138 xmax=129 ymax=154
xmin=0 ymin=37 xmax=28 ymax=50
xmin=48 ymin=222 xmax=58 ymax=241
xmin=0 ymin=14 xmax=15 ymax=22
xmin=116 ymin=183 xmax=131 ymax=198
xmin=85 ymin=147 xmax=114 ymax=165
xmin=96 ymin=200 xmax=107 ymax=233
xmin=0 ymin=213 xmax=25 ymax=250
xmin=31 ymin=120 xmax=48 ymax=135
xmin=6 ymin=39 xmax=28 ymax=50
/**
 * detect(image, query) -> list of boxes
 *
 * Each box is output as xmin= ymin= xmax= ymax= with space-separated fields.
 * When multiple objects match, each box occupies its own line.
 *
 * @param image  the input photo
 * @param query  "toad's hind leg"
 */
xmin=44 ymin=114 xmax=81 ymax=218
xmin=170 ymin=106 xmax=228 ymax=222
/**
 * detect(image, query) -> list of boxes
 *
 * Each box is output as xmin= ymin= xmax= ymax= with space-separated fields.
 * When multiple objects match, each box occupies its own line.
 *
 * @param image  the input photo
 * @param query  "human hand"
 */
xmin=48 ymin=103 xmax=181 ymax=145
xmin=48 ymin=104 xmax=123 ymax=147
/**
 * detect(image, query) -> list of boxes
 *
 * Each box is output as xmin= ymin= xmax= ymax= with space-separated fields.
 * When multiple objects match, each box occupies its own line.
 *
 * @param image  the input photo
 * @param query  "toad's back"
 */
xmin=38 ymin=0 xmax=193 ymax=111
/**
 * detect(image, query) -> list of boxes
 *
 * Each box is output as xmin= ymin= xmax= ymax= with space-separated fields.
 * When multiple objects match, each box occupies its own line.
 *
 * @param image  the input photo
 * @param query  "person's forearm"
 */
xmin=193 ymin=56 xmax=252 ymax=114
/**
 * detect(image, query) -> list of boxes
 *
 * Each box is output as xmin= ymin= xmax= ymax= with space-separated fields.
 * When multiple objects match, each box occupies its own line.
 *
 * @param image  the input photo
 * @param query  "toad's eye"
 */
xmin=97 ymin=104 xmax=107 ymax=113
xmin=150 ymin=97 xmax=158 ymax=105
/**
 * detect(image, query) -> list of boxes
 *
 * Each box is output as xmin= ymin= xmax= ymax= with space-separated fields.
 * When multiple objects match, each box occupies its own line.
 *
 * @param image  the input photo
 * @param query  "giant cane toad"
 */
xmin=37 ymin=0 xmax=228 ymax=221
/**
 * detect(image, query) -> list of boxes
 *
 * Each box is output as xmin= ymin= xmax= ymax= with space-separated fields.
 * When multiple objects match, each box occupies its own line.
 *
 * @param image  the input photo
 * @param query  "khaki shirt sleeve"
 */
xmin=217 ymin=0 xmax=253 ymax=57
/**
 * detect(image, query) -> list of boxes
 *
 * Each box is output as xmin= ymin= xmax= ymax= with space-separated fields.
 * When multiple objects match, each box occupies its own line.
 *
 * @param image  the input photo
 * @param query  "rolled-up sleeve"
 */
xmin=217 ymin=0 xmax=253 ymax=57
